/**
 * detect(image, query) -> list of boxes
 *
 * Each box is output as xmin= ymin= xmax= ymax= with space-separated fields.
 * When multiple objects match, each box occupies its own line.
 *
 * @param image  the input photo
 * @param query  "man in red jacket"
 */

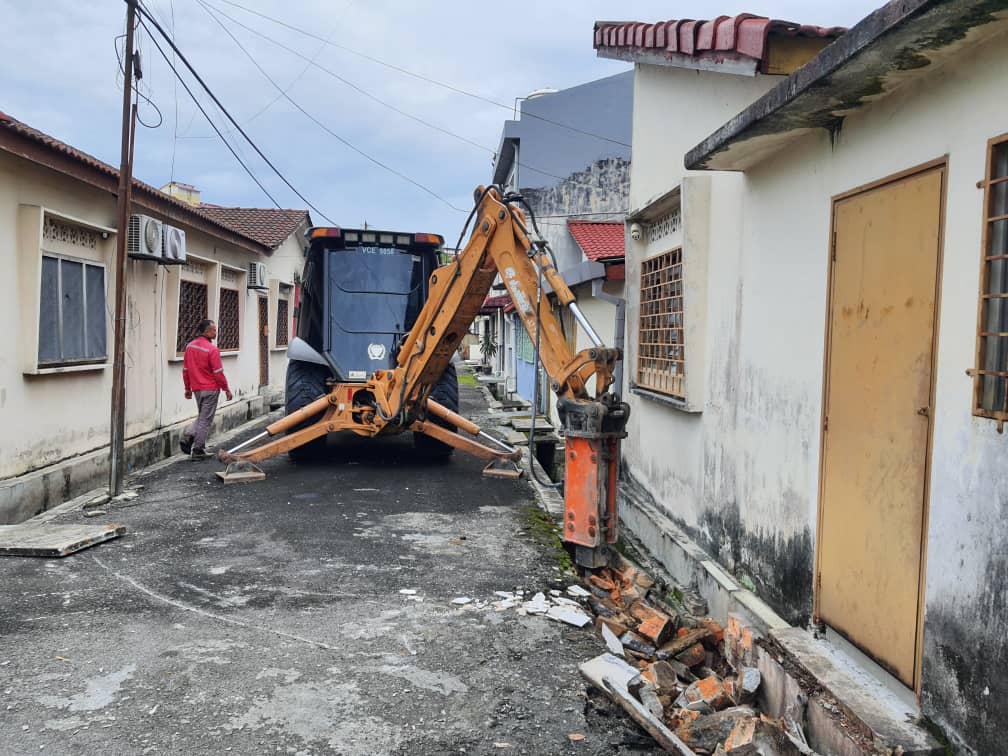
xmin=180 ymin=319 xmax=233 ymax=460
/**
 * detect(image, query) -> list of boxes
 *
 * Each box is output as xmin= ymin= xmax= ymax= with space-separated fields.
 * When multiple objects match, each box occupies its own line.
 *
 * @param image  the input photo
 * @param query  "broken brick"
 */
xmin=701 ymin=618 xmax=725 ymax=647
xmin=595 ymin=616 xmax=629 ymax=639
xmin=589 ymin=574 xmax=616 ymax=593
xmin=647 ymin=661 xmax=681 ymax=695
xmin=658 ymin=627 xmax=710 ymax=658
xmin=681 ymin=675 xmax=731 ymax=711
xmin=674 ymin=642 xmax=707 ymax=668
xmin=724 ymin=612 xmax=762 ymax=668
xmin=619 ymin=631 xmax=656 ymax=657
xmin=635 ymin=609 xmax=675 ymax=646
xmin=676 ymin=706 xmax=756 ymax=754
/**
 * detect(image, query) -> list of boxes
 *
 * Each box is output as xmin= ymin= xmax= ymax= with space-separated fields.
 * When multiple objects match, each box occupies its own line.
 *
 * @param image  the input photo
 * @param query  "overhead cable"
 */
xmin=204 ymin=0 xmax=632 ymax=148
xmin=137 ymin=0 xmax=336 ymax=222
xmin=195 ymin=0 xmax=466 ymax=213
xmin=197 ymin=0 xmax=611 ymax=195
xmin=138 ymin=17 xmax=285 ymax=210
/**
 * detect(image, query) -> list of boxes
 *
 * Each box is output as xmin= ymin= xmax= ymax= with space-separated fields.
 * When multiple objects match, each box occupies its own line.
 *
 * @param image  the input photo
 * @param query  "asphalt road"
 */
xmin=0 ymin=384 xmax=658 ymax=755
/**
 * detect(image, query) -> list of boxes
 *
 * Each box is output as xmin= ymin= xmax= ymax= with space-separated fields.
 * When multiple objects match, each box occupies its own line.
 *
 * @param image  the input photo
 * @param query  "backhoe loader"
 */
xmin=219 ymin=186 xmax=630 ymax=568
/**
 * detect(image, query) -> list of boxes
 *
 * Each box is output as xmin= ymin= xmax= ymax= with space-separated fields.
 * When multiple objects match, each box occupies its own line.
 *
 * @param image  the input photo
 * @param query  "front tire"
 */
xmin=413 ymin=362 xmax=459 ymax=460
xmin=284 ymin=359 xmax=332 ymax=461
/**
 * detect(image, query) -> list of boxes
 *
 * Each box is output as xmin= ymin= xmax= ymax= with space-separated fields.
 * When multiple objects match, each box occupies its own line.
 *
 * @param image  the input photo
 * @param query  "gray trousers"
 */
xmin=183 ymin=390 xmax=219 ymax=450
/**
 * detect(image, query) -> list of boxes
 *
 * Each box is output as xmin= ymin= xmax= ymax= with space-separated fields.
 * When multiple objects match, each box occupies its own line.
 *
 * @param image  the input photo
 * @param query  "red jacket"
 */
xmin=182 ymin=336 xmax=230 ymax=393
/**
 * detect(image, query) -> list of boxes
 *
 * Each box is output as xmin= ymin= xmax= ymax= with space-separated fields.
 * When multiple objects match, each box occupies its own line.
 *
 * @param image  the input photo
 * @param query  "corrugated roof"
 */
xmin=198 ymin=207 xmax=309 ymax=251
xmin=0 ymin=110 xmax=285 ymax=254
xmin=594 ymin=15 xmax=845 ymax=73
xmin=568 ymin=221 xmax=625 ymax=262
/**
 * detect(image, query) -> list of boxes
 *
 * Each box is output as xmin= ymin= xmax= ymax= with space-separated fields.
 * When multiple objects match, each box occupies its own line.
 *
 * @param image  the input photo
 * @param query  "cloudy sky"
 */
xmin=2 ymin=1 xmax=882 ymax=237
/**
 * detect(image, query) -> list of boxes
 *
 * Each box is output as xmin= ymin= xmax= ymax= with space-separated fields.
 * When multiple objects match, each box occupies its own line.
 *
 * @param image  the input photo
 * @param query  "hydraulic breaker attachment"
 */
xmin=557 ymin=395 xmax=631 ymax=569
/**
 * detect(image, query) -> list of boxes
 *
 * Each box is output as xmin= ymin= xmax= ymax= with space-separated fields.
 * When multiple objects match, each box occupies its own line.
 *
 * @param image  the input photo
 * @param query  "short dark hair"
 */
xmin=196 ymin=319 xmax=215 ymax=336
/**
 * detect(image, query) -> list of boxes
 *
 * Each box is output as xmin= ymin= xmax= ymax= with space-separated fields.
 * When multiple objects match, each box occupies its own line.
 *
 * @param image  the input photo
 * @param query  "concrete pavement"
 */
xmin=0 ymin=384 xmax=658 ymax=755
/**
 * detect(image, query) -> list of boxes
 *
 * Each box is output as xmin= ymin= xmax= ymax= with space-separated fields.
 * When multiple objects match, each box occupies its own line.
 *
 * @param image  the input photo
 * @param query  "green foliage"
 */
xmin=481 ymin=330 xmax=499 ymax=363
xmin=522 ymin=505 xmax=574 ymax=574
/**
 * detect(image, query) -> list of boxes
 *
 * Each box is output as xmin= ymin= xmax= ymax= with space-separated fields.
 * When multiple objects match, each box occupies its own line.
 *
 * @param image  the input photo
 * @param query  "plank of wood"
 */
xmin=0 ymin=523 xmax=126 ymax=558
xmin=579 ymin=653 xmax=695 ymax=755
xmin=215 ymin=469 xmax=267 ymax=485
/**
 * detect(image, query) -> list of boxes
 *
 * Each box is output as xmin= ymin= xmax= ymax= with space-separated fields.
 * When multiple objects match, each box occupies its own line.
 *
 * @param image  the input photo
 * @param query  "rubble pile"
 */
xmin=574 ymin=560 xmax=816 ymax=755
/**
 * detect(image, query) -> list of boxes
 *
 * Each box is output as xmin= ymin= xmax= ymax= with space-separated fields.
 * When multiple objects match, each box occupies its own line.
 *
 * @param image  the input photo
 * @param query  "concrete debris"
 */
xmin=398 ymin=588 xmax=418 ymax=595
xmin=451 ymin=597 xmax=473 ymax=605
xmin=567 ymin=584 xmax=591 ymax=598
xmin=494 ymin=591 xmax=515 ymax=599
xmin=523 ymin=592 xmax=550 ymax=614
xmin=736 ymin=667 xmax=762 ymax=705
xmin=675 ymin=706 xmax=756 ymax=754
xmin=546 ymin=604 xmax=593 ymax=628
xmin=601 ymin=623 xmax=624 ymax=656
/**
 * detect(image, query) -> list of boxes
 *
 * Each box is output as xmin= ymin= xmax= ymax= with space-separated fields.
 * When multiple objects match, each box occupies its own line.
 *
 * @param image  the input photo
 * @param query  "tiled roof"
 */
xmin=594 ymin=15 xmax=845 ymax=72
xmin=198 ymin=207 xmax=309 ymax=251
xmin=568 ymin=221 xmax=625 ymax=262
xmin=0 ymin=110 xmax=275 ymax=252
xmin=481 ymin=294 xmax=512 ymax=310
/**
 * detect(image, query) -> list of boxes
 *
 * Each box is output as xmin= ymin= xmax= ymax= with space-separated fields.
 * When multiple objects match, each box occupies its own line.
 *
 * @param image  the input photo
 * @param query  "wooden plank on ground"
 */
xmin=0 ymin=523 xmax=126 ymax=557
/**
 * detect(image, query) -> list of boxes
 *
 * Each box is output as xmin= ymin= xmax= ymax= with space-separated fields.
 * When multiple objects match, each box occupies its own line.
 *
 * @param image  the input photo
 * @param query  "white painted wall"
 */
xmin=629 ymin=27 xmax=1008 ymax=752
xmin=0 ymin=153 xmax=303 ymax=480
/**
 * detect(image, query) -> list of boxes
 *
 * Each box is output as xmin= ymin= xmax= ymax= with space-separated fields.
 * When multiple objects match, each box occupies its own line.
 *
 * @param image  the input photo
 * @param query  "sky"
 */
xmin=1 ymin=1 xmax=883 ymax=240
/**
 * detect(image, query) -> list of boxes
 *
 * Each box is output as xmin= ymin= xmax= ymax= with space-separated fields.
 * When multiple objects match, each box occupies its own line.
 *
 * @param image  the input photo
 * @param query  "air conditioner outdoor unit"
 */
xmin=161 ymin=225 xmax=187 ymax=265
xmin=127 ymin=214 xmax=163 ymax=261
xmin=248 ymin=261 xmax=268 ymax=290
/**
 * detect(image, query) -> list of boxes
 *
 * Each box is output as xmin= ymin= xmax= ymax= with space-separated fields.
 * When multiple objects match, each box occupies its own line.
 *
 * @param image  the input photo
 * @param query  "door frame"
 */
xmin=813 ymin=156 xmax=948 ymax=695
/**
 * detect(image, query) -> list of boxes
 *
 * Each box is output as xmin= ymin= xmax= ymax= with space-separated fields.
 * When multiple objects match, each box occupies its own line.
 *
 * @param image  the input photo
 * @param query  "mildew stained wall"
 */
xmin=703 ymin=28 xmax=1008 ymax=754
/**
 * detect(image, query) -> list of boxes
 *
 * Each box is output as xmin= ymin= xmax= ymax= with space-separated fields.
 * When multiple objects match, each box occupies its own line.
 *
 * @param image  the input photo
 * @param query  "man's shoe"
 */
xmin=179 ymin=436 xmax=193 ymax=455
xmin=190 ymin=448 xmax=210 ymax=461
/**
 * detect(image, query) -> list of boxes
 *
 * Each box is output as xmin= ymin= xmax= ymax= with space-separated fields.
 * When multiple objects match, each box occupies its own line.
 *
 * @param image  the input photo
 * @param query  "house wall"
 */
xmin=660 ymin=32 xmax=1006 ymax=753
xmin=622 ymin=63 xmax=786 ymax=598
xmin=0 ymin=153 xmax=301 ymax=485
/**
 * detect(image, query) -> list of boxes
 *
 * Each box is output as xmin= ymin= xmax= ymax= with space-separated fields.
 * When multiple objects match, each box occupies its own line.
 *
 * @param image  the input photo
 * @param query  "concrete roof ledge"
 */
xmin=686 ymin=0 xmax=1008 ymax=171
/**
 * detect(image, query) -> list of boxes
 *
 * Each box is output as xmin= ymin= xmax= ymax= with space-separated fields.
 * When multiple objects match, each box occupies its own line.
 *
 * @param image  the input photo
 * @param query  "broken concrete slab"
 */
xmin=579 ymin=653 xmax=696 ymax=756
xmin=545 ymin=604 xmax=592 ymax=628
xmin=0 ymin=522 xmax=126 ymax=557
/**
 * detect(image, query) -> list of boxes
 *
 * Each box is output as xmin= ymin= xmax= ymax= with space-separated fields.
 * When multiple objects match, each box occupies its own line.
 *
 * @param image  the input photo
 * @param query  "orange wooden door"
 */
xmin=818 ymin=167 xmax=943 ymax=688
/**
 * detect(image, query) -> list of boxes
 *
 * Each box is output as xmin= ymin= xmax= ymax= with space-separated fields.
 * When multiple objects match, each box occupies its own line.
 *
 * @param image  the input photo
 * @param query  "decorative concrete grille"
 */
xmin=276 ymin=298 xmax=289 ymax=347
xmin=218 ymin=288 xmax=240 ymax=351
xmin=43 ymin=218 xmax=99 ymax=249
xmin=637 ymin=249 xmax=685 ymax=398
xmin=177 ymin=281 xmax=208 ymax=353
xmin=182 ymin=261 xmax=206 ymax=279
xmin=647 ymin=208 xmax=681 ymax=245
xmin=221 ymin=268 xmax=240 ymax=284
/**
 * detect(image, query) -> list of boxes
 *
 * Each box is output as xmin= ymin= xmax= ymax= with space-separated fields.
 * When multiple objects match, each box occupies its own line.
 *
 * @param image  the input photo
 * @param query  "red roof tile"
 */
xmin=594 ymin=15 xmax=845 ymax=72
xmin=481 ymin=294 xmax=512 ymax=311
xmin=568 ymin=221 xmax=625 ymax=262
xmin=198 ymin=206 xmax=309 ymax=250
xmin=0 ymin=110 xmax=298 ymax=253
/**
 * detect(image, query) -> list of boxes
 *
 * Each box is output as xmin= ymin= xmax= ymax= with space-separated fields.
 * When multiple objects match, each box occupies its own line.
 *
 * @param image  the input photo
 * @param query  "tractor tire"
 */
xmin=413 ymin=362 xmax=459 ymax=461
xmin=284 ymin=359 xmax=332 ymax=462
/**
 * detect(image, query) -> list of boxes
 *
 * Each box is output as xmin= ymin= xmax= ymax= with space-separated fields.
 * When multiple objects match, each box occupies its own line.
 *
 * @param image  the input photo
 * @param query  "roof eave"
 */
xmin=597 ymin=46 xmax=759 ymax=76
xmin=686 ymin=0 xmax=1008 ymax=171
xmin=0 ymin=127 xmax=271 ymax=255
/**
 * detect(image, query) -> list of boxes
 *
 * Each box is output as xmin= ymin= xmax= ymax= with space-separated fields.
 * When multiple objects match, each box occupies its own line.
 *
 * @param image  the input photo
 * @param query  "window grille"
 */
xmin=975 ymin=137 xmax=1008 ymax=424
xmin=647 ymin=208 xmax=681 ymax=245
xmin=38 ymin=255 xmax=107 ymax=365
xmin=637 ymin=249 xmax=685 ymax=398
xmin=276 ymin=298 xmax=290 ymax=347
xmin=218 ymin=288 xmax=240 ymax=351
xmin=177 ymin=280 xmax=208 ymax=353
xmin=516 ymin=317 xmax=535 ymax=363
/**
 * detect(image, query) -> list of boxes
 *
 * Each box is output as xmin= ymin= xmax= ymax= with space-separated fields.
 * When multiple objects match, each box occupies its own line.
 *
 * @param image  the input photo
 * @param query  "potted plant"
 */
xmin=480 ymin=331 xmax=499 ymax=374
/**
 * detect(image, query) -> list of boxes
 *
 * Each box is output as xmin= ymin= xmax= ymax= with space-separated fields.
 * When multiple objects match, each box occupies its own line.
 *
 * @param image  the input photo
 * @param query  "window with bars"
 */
xmin=637 ymin=249 xmax=685 ymax=398
xmin=218 ymin=287 xmax=240 ymax=351
xmin=38 ymin=255 xmax=107 ymax=365
xmin=975 ymin=136 xmax=1008 ymax=423
xmin=176 ymin=280 xmax=208 ymax=353
xmin=516 ymin=316 xmax=535 ymax=363
xmin=276 ymin=297 xmax=290 ymax=347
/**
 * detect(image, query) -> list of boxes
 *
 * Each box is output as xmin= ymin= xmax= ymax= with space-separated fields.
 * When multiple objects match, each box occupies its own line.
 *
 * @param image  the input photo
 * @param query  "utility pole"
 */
xmin=110 ymin=0 xmax=138 ymax=496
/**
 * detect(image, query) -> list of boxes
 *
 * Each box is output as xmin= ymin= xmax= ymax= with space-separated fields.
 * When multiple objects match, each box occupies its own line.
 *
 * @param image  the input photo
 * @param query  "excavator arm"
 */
xmin=221 ymin=186 xmax=629 ymax=568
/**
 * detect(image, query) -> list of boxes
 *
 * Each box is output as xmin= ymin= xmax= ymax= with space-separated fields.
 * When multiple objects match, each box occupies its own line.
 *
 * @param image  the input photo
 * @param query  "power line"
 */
xmin=204 ymin=0 xmax=632 ymax=148
xmin=138 ymin=16 xmax=285 ymax=210
xmin=196 ymin=0 xmax=611 ymax=195
xmin=194 ymin=0 xmax=466 ymax=213
xmin=136 ymin=0 xmax=336 ymax=222
xmin=179 ymin=2 xmax=347 ymax=139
